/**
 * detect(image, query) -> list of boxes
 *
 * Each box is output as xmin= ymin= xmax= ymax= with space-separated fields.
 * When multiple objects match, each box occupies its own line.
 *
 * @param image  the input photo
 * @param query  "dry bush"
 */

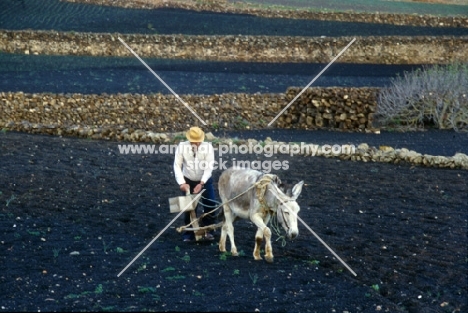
xmin=376 ymin=63 xmax=468 ymax=132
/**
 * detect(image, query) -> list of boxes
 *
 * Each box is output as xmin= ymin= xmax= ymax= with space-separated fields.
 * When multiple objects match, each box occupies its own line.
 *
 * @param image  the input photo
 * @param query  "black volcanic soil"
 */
xmin=0 ymin=130 xmax=466 ymax=312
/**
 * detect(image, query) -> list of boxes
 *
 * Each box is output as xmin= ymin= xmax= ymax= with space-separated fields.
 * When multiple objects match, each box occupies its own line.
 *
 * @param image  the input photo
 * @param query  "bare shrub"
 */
xmin=376 ymin=63 xmax=468 ymax=132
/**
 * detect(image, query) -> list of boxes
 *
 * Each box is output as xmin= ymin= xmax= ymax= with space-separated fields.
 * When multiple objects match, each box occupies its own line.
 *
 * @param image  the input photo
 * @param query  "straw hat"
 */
xmin=186 ymin=127 xmax=205 ymax=142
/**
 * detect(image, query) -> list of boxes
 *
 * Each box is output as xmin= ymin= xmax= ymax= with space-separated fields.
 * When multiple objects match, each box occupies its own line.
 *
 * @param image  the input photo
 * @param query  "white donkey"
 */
xmin=218 ymin=167 xmax=304 ymax=262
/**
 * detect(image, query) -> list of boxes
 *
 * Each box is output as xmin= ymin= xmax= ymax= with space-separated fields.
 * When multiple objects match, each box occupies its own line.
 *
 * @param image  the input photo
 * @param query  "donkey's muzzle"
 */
xmin=288 ymin=230 xmax=298 ymax=240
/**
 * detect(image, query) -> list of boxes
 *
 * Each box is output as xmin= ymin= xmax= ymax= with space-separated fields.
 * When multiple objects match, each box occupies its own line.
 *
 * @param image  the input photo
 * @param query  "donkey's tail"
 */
xmin=216 ymin=205 xmax=225 ymax=222
xmin=198 ymin=195 xmax=224 ymax=224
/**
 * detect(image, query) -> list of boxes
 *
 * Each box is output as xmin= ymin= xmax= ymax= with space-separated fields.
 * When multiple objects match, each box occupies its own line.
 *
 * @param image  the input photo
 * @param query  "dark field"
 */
xmin=229 ymin=0 xmax=468 ymax=15
xmin=0 ymin=54 xmax=431 ymax=94
xmin=1 ymin=0 xmax=468 ymax=36
xmin=0 ymin=130 xmax=466 ymax=312
xmin=1 ymin=0 xmax=466 ymax=95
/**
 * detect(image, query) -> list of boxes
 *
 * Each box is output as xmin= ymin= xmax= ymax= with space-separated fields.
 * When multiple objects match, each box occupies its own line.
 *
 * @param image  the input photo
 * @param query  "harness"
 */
xmin=255 ymin=174 xmax=296 ymax=247
xmin=255 ymin=174 xmax=277 ymax=215
xmin=256 ymin=174 xmax=296 ymax=236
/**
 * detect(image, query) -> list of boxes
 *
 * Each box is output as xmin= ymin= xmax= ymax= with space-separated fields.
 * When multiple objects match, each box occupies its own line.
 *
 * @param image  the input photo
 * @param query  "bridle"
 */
xmin=254 ymin=173 xmax=299 ymax=235
xmin=275 ymin=194 xmax=296 ymax=231
xmin=265 ymin=180 xmax=297 ymax=232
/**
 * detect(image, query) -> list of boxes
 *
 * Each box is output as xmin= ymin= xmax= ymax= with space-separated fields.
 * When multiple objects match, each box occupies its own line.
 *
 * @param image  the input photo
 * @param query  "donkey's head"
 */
xmin=272 ymin=180 xmax=304 ymax=240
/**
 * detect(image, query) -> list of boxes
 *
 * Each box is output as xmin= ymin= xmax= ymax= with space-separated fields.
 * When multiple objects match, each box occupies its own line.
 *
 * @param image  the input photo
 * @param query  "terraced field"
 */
xmin=1 ymin=54 xmax=431 ymax=94
xmin=1 ymin=0 xmax=466 ymax=95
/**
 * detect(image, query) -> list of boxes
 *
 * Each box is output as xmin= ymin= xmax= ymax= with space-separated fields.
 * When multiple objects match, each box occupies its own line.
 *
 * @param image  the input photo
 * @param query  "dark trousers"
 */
xmin=182 ymin=177 xmax=216 ymax=239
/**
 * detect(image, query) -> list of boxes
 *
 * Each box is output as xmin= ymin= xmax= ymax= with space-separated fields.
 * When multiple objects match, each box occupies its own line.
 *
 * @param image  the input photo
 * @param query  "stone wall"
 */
xmin=1 ymin=30 xmax=467 ymax=64
xmin=279 ymin=87 xmax=378 ymax=130
xmin=3 ymin=89 xmax=468 ymax=169
xmin=0 ymin=87 xmax=378 ymax=140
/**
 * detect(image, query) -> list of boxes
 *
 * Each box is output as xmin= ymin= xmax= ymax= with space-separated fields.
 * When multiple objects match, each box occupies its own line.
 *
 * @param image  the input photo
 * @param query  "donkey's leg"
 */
xmin=253 ymin=227 xmax=263 ymax=261
xmin=226 ymin=214 xmax=238 ymax=257
xmin=250 ymin=213 xmax=273 ymax=262
xmin=219 ymin=206 xmax=238 ymax=256
xmin=218 ymin=206 xmax=229 ymax=253
xmin=262 ymin=214 xmax=273 ymax=263
xmin=219 ymin=222 xmax=227 ymax=253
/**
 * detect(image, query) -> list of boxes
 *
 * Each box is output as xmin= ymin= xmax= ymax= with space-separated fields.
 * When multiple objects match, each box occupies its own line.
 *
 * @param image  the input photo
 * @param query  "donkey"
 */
xmin=218 ymin=167 xmax=304 ymax=262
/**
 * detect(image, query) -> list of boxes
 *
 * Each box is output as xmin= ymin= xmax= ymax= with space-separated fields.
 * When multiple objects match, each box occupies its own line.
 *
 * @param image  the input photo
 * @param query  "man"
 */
xmin=174 ymin=126 xmax=217 ymax=242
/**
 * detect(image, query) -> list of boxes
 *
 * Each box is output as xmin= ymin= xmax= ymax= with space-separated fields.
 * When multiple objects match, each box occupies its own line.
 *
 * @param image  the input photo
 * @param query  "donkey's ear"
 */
xmin=280 ymin=182 xmax=292 ymax=195
xmin=273 ymin=175 xmax=282 ymax=186
xmin=291 ymin=181 xmax=304 ymax=200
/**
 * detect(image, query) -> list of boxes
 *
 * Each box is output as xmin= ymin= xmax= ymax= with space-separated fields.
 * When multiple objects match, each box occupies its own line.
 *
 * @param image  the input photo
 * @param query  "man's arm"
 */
xmin=174 ymin=143 xmax=186 ymax=186
xmin=200 ymin=143 xmax=215 ymax=184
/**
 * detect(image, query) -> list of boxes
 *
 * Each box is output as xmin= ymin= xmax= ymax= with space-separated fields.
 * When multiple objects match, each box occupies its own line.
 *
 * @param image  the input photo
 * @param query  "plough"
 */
xmin=169 ymin=189 xmax=224 ymax=240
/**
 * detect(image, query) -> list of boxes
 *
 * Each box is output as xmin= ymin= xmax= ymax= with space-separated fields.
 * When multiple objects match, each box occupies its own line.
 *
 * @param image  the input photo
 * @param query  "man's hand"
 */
xmin=193 ymin=183 xmax=204 ymax=194
xmin=179 ymin=184 xmax=190 ymax=194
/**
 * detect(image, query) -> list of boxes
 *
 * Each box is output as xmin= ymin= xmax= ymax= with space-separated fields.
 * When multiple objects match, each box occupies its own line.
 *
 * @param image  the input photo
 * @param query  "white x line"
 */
xmin=269 ymin=187 xmax=357 ymax=277
xmin=118 ymin=37 xmax=207 ymax=125
xmin=268 ymin=38 xmax=356 ymax=126
xmin=117 ymin=191 xmax=205 ymax=277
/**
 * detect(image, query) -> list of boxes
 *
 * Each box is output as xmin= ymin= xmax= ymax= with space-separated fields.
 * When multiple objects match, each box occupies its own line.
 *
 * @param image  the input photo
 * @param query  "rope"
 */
xmin=177 ymin=180 xmax=261 ymax=232
xmin=264 ymin=183 xmax=286 ymax=246
xmin=198 ymin=195 xmax=222 ymax=208
xmin=266 ymin=185 xmax=358 ymax=277
xmin=255 ymin=174 xmax=276 ymax=203
xmin=270 ymin=214 xmax=287 ymax=247
xmin=177 ymin=174 xmax=285 ymax=234
xmin=262 ymin=183 xmax=301 ymax=246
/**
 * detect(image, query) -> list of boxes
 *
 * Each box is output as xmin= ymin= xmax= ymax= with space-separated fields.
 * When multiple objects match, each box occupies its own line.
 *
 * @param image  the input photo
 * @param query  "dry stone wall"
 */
xmin=1 ymin=30 xmax=467 ymax=64
xmin=2 ymin=90 xmax=468 ymax=169
xmin=278 ymin=87 xmax=378 ymax=130
xmin=0 ymin=87 xmax=377 ymax=138
xmin=259 ymin=139 xmax=468 ymax=169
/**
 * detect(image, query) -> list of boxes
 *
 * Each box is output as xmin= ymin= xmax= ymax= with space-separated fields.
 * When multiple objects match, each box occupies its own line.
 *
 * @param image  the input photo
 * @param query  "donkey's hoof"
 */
xmin=265 ymin=256 xmax=274 ymax=263
xmin=254 ymin=255 xmax=262 ymax=261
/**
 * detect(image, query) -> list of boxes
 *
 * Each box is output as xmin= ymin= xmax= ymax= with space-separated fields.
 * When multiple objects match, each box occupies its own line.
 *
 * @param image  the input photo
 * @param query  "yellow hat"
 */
xmin=186 ymin=127 xmax=205 ymax=142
